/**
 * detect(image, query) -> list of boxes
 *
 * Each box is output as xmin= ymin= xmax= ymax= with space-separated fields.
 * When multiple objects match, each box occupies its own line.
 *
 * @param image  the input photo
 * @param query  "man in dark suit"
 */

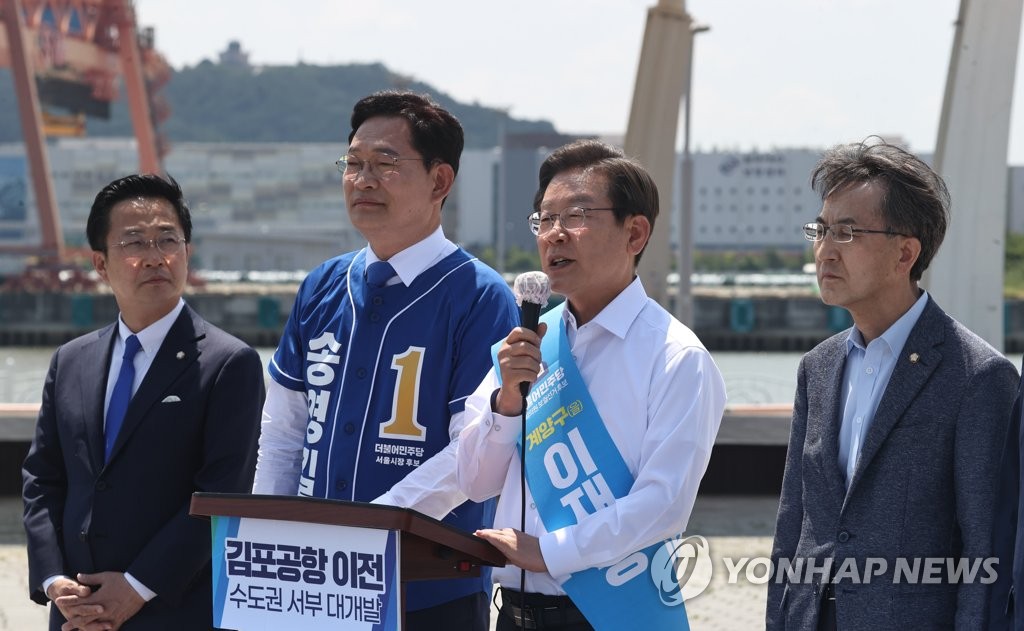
xmin=767 ymin=140 xmax=1018 ymax=630
xmin=992 ymin=384 xmax=1024 ymax=629
xmin=22 ymin=174 xmax=265 ymax=631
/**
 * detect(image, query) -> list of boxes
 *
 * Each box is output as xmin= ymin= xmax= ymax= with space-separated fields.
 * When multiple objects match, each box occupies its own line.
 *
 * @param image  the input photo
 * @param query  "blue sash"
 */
xmin=491 ymin=306 xmax=690 ymax=630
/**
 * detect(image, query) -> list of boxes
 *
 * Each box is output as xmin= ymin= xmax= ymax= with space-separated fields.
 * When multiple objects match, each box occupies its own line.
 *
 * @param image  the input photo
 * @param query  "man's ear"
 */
xmin=92 ymin=250 xmax=109 ymax=283
xmin=897 ymin=236 xmax=922 ymax=275
xmin=431 ymin=163 xmax=455 ymax=204
xmin=626 ymin=214 xmax=652 ymax=258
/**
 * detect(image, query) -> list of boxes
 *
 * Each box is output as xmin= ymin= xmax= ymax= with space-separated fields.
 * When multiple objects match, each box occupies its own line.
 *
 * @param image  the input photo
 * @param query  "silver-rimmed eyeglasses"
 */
xmin=335 ymin=154 xmax=424 ymax=179
xmin=802 ymin=222 xmax=911 ymax=243
xmin=528 ymin=207 xmax=619 ymax=236
xmin=111 ymin=234 xmax=186 ymax=257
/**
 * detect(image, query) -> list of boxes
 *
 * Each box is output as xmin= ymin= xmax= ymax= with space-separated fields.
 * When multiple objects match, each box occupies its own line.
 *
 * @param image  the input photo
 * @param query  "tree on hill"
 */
xmin=0 ymin=61 xmax=555 ymax=147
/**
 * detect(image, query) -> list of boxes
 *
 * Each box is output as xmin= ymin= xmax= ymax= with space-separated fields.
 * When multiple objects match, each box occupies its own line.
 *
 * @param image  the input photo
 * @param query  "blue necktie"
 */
xmin=366 ymin=261 xmax=396 ymax=288
xmin=105 ymin=335 xmax=141 ymax=462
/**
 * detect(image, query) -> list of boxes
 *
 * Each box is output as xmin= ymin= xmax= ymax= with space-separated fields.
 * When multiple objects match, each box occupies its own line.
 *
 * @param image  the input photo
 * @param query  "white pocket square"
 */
xmin=161 ymin=395 xmax=182 ymax=403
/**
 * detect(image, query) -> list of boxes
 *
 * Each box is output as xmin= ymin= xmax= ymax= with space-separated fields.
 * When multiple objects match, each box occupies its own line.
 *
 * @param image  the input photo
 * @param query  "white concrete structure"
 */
xmin=624 ymin=0 xmax=694 ymax=318
xmin=925 ymin=0 xmax=1023 ymax=350
xmin=1009 ymin=166 xmax=1024 ymax=234
xmin=689 ymin=149 xmax=821 ymax=251
xmin=455 ymin=148 xmax=500 ymax=249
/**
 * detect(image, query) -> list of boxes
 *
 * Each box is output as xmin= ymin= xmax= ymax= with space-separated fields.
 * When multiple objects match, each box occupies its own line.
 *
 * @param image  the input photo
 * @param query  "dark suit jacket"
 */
xmin=22 ymin=305 xmax=265 ymax=630
xmin=989 ymin=359 xmax=1024 ymax=630
xmin=767 ymin=297 xmax=1018 ymax=630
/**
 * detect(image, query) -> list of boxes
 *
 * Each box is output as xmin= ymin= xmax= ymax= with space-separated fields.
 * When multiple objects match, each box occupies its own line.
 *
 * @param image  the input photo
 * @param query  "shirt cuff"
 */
xmin=487 ymin=410 xmax=523 ymax=445
xmin=42 ymin=575 xmax=68 ymax=599
xmin=124 ymin=572 xmax=157 ymax=602
xmin=487 ymin=387 xmax=524 ymax=443
xmin=539 ymin=527 xmax=583 ymax=580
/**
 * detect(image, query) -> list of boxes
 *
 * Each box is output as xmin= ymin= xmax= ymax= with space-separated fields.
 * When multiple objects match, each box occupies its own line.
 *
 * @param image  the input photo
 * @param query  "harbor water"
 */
xmin=4 ymin=348 xmax=804 ymax=405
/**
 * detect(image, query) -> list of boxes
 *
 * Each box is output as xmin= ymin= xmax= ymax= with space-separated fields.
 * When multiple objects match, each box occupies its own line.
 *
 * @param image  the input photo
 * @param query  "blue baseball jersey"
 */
xmin=269 ymin=246 xmax=518 ymax=610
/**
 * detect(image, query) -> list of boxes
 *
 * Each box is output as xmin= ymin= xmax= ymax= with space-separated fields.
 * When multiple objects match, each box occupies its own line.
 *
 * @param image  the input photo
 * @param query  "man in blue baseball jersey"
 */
xmin=253 ymin=91 xmax=519 ymax=629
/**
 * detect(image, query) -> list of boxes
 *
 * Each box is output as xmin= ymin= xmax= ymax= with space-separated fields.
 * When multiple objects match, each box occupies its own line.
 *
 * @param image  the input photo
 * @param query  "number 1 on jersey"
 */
xmin=379 ymin=346 xmax=427 ymax=441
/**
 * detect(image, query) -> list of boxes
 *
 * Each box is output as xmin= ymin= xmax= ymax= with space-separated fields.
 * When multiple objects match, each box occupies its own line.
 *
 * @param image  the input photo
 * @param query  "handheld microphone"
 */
xmin=512 ymin=271 xmax=551 ymax=618
xmin=513 ymin=271 xmax=551 ymax=396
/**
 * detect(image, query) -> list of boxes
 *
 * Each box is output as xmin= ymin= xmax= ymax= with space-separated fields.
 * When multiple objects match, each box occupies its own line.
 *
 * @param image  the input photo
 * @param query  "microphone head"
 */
xmin=513 ymin=271 xmax=551 ymax=307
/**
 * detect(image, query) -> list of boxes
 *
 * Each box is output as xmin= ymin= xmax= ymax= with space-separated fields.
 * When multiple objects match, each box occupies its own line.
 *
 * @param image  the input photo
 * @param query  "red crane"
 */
xmin=0 ymin=0 xmax=170 ymax=269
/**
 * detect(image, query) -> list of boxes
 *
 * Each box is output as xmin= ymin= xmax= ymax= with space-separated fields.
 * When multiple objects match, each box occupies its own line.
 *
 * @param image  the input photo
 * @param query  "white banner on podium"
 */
xmin=211 ymin=516 xmax=401 ymax=630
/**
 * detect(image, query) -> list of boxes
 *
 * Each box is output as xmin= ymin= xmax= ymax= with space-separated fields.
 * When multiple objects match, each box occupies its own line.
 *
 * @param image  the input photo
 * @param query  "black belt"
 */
xmin=498 ymin=587 xmax=588 ymax=629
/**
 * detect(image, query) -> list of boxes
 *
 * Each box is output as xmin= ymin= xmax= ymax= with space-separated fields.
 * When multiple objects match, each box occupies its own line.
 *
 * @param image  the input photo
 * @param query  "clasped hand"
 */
xmin=50 ymin=572 xmax=145 ymax=631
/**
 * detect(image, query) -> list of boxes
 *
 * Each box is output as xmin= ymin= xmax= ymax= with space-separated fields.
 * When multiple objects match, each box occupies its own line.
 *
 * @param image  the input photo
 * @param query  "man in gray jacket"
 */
xmin=767 ymin=139 xmax=1017 ymax=630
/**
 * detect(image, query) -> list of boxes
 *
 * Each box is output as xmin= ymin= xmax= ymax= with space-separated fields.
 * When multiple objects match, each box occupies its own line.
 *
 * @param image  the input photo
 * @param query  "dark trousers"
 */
xmin=405 ymin=591 xmax=489 ymax=631
xmin=495 ymin=587 xmax=593 ymax=631
xmin=817 ymin=583 xmax=837 ymax=631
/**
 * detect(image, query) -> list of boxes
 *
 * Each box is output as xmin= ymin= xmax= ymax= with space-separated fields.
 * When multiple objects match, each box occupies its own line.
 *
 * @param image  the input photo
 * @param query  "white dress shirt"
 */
xmin=456 ymin=278 xmax=727 ymax=594
xmin=45 ymin=298 xmax=186 ymax=603
xmin=253 ymin=226 xmax=471 ymax=519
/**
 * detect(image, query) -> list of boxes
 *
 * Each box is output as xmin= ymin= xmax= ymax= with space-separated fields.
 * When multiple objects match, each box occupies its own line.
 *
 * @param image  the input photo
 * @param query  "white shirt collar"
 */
xmin=364 ymin=226 xmax=455 ymax=286
xmin=563 ymin=276 xmax=647 ymax=340
xmin=117 ymin=298 xmax=186 ymax=356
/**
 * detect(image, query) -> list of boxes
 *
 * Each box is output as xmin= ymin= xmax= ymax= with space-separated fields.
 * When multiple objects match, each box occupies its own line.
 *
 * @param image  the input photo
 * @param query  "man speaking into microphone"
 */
xmin=456 ymin=140 xmax=727 ymax=630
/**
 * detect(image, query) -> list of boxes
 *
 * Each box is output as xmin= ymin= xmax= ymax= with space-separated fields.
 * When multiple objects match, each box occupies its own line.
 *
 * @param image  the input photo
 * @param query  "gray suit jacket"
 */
xmin=767 ymin=297 xmax=1018 ymax=630
xmin=23 ymin=305 xmax=266 ymax=630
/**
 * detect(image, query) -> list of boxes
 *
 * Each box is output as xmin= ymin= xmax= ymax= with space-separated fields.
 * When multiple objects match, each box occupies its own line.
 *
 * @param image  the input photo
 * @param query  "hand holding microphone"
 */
xmin=493 ymin=272 xmax=551 ymax=415
xmin=504 ymin=272 xmax=552 ymax=601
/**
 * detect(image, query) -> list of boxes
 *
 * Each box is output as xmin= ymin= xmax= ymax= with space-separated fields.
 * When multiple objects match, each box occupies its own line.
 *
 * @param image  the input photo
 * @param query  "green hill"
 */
xmin=0 ymin=61 xmax=556 ymax=147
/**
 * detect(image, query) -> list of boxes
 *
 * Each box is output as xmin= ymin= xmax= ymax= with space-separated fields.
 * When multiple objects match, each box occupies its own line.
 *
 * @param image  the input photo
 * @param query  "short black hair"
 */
xmin=349 ymin=91 xmax=464 ymax=176
xmin=533 ymin=140 xmax=659 ymax=265
xmin=86 ymin=174 xmax=191 ymax=252
xmin=811 ymin=139 xmax=949 ymax=281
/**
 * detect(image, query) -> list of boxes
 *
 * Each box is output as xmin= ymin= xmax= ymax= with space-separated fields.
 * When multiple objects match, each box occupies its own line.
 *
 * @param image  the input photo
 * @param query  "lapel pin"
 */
xmin=176 ymin=351 xmax=185 ymax=360
xmin=909 ymin=352 xmax=919 ymax=364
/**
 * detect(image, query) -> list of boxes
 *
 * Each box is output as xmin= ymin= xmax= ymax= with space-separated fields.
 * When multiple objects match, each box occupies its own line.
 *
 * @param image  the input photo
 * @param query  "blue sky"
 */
xmin=135 ymin=1 xmax=1024 ymax=162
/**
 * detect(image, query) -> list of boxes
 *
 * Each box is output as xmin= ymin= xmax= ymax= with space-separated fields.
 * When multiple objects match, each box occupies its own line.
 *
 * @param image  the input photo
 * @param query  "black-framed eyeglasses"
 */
xmin=802 ymin=222 xmax=912 ymax=244
xmin=335 ymin=154 xmax=424 ymax=179
xmin=111 ymin=234 xmax=186 ymax=257
xmin=527 ymin=207 xmax=619 ymax=236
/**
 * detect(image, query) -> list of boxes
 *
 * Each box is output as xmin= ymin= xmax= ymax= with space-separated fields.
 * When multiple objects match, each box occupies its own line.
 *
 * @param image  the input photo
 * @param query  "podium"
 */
xmin=190 ymin=492 xmax=505 ymax=631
